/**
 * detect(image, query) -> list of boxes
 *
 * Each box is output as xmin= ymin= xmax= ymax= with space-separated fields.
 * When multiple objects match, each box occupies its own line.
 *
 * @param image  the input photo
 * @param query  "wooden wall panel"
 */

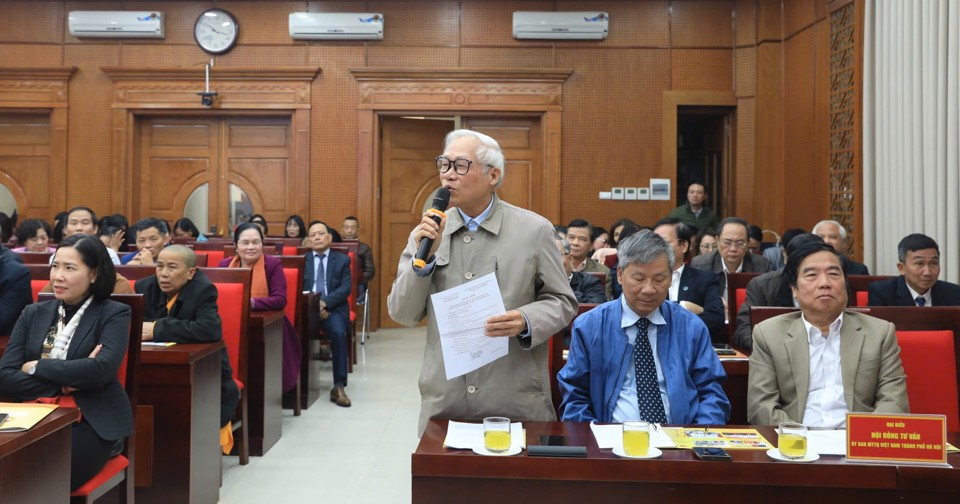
xmin=460 ymin=0 xmax=554 ymax=47
xmin=671 ymin=1 xmax=735 ymax=48
xmin=63 ymin=43 xmax=118 ymax=214
xmin=735 ymin=46 xmax=756 ymax=97
xmin=0 ymin=1 xmax=64 ymax=43
xmin=736 ymin=0 xmax=757 ymax=46
xmin=672 ymin=49 xmax=734 ymax=90
xmin=365 ymin=46 xmax=459 ymax=68
xmin=753 ymin=41 xmax=782 ymax=230
xmin=218 ymin=46 xmax=309 ymax=66
xmin=459 ymin=47 xmax=554 ymax=68
xmin=735 ymin=96 xmax=756 ymax=216
xmin=784 ymin=0 xmax=817 ymax=39
xmin=0 ymin=44 xmax=63 ymax=67
xmin=220 ymin=1 xmax=306 ymax=46
xmin=126 ymin=1 xmax=212 ymax=46
xmin=782 ymin=27 xmax=821 ymax=230
xmin=557 ymin=0 xmax=670 ymax=47
xmin=372 ymin=0 xmax=460 ymax=47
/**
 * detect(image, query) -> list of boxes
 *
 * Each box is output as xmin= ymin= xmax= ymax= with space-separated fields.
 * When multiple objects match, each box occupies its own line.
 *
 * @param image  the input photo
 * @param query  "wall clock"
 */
xmin=194 ymin=8 xmax=239 ymax=55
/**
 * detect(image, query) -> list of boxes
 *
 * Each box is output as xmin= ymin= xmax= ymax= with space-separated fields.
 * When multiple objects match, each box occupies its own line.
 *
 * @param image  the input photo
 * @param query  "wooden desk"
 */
xmin=719 ymin=355 xmax=749 ymax=425
xmin=247 ymin=310 xmax=284 ymax=456
xmin=0 ymin=408 xmax=79 ymax=504
xmin=136 ymin=343 xmax=222 ymax=504
xmin=413 ymin=420 xmax=960 ymax=504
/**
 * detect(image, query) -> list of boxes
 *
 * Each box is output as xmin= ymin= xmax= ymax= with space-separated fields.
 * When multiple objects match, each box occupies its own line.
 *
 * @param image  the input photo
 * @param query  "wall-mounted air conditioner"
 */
xmin=68 ymin=11 xmax=164 ymax=38
xmin=513 ymin=12 xmax=608 ymax=40
xmin=289 ymin=13 xmax=384 ymax=40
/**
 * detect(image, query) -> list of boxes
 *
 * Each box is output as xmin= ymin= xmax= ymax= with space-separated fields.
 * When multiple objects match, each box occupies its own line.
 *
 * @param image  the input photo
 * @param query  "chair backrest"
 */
xmin=116 ymin=265 xmax=156 ymax=282
xmin=14 ymin=251 xmax=52 ymax=264
xmin=847 ymin=274 xmax=895 ymax=306
xmin=277 ymin=255 xmax=306 ymax=331
xmin=193 ymin=253 xmax=209 ymax=267
xmin=200 ymin=267 xmax=252 ymax=384
xmin=329 ymin=245 xmax=360 ymax=310
xmin=727 ymin=272 xmax=762 ymax=339
xmin=896 ymin=330 xmax=960 ymax=431
xmin=602 ymin=253 xmax=618 ymax=269
xmin=585 ymin=271 xmax=606 ymax=287
xmin=282 ymin=246 xmax=298 ymax=256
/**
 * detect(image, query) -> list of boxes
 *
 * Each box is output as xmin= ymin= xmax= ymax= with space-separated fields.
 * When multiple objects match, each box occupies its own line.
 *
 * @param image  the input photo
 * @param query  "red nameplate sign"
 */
xmin=846 ymin=413 xmax=947 ymax=464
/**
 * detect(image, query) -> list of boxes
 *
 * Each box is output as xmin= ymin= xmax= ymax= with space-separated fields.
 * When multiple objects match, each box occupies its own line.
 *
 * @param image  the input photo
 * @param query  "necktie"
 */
xmin=633 ymin=318 xmax=667 ymax=423
xmin=915 ymin=296 xmax=926 ymax=307
xmin=315 ymin=253 xmax=326 ymax=295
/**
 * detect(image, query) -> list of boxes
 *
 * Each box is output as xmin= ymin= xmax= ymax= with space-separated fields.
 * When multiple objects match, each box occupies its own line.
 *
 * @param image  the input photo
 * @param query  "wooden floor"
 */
xmin=220 ymin=327 xmax=425 ymax=504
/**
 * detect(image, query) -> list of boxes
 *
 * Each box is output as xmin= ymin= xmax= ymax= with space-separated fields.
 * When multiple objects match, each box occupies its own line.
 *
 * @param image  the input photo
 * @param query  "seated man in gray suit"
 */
xmin=747 ymin=239 xmax=909 ymax=426
xmin=732 ymin=230 xmax=817 ymax=351
xmin=868 ymin=233 xmax=960 ymax=307
xmin=690 ymin=217 xmax=773 ymax=312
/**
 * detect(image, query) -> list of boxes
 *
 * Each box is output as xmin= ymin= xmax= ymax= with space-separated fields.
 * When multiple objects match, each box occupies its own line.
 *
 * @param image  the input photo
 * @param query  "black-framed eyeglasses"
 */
xmin=436 ymin=156 xmax=491 ymax=175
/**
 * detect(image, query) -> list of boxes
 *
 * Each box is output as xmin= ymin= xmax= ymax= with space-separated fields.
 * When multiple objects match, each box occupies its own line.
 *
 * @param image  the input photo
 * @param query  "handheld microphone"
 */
xmin=413 ymin=188 xmax=451 ymax=269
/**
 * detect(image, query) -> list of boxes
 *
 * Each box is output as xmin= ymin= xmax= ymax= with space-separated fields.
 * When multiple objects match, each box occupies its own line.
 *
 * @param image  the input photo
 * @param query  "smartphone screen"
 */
xmin=539 ymin=434 xmax=567 ymax=446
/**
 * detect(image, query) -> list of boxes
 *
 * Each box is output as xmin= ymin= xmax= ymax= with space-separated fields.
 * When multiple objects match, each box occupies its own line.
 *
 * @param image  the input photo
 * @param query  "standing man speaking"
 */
xmin=388 ymin=129 xmax=577 ymax=435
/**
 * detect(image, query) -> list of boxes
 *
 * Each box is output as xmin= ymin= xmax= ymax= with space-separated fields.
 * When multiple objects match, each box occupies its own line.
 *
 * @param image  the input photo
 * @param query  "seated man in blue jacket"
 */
xmin=558 ymin=230 xmax=730 ymax=424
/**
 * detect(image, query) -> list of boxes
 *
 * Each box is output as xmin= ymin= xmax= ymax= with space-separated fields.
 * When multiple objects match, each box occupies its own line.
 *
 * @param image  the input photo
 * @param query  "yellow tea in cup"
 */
xmin=779 ymin=434 xmax=807 ymax=459
xmin=483 ymin=417 xmax=511 ymax=453
xmin=622 ymin=421 xmax=651 ymax=457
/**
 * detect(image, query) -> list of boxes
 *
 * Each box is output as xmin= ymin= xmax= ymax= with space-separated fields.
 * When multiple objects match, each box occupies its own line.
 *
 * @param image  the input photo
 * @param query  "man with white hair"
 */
xmin=558 ymin=230 xmax=730 ymax=425
xmin=813 ymin=219 xmax=869 ymax=275
xmin=388 ymin=129 xmax=577 ymax=435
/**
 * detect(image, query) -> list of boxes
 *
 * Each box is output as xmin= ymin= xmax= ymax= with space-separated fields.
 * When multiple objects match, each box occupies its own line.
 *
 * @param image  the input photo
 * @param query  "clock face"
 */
xmin=194 ymin=9 xmax=239 ymax=55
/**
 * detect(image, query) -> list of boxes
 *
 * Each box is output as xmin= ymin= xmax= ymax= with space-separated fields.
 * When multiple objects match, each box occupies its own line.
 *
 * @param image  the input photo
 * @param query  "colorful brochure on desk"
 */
xmin=0 ymin=402 xmax=58 ymax=432
xmin=142 ymin=341 xmax=176 ymax=347
xmin=662 ymin=427 xmax=773 ymax=450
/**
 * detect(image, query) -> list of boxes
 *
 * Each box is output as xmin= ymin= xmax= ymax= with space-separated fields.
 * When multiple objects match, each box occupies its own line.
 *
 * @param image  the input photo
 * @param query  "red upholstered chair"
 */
xmin=25 ymin=264 xmax=51 ymax=302
xmin=278 ymin=255 xmax=306 ymax=416
xmin=282 ymin=246 xmax=298 ymax=256
xmin=847 ymin=275 xmax=895 ymax=307
xmin=329 ymin=244 xmax=360 ymax=371
xmin=70 ymin=294 xmax=144 ymax=504
xmin=193 ymin=252 xmax=209 ymax=267
xmin=726 ymin=272 xmax=761 ymax=343
xmin=30 ymin=280 xmax=44 ymax=302
xmin=201 ymin=267 xmax=252 ymax=464
xmin=896 ymin=330 xmax=960 ymax=431
xmin=855 ymin=291 xmax=869 ymax=307
xmin=602 ymin=253 xmax=618 ymax=270
xmin=13 ymin=251 xmax=52 ymax=264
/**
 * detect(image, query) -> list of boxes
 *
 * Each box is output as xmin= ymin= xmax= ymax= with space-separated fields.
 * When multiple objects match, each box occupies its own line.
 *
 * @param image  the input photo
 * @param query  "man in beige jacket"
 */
xmin=388 ymin=129 xmax=577 ymax=435
xmin=748 ymin=239 xmax=909 ymax=426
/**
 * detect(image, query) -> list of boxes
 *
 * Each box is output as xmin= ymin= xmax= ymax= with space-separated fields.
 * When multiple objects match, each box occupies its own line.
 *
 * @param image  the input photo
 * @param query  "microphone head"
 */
xmin=433 ymin=188 xmax=451 ymax=211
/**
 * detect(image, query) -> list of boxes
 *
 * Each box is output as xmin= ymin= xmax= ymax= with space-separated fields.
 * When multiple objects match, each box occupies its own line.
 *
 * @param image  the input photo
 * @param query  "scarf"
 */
xmin=228 ymin=253 xmax=269 ymax=298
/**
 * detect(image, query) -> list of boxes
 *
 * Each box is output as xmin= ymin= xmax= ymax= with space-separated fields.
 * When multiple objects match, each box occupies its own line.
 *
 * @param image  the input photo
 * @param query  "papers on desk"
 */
xmin=0 ymin=403 xmax=57 ymax=432
xmin=142 ymin=342 xmax=176 ymax=347
xmin=590 ymin=422 xmax=676 ymax=449
xmin=431 ymin=272 xmax=509 ymax=380
xmin=443 ymin=420 xmax=525 ymax=451
xmin=807 ymin=429 xmax=847 ymax=456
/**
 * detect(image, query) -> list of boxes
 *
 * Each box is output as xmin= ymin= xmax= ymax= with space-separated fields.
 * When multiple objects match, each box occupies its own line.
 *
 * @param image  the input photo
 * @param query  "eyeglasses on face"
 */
xmin=720 ymin=239 xmax=747 ymax=249
xmin=436 ymin=156 xmax=492 ymax=175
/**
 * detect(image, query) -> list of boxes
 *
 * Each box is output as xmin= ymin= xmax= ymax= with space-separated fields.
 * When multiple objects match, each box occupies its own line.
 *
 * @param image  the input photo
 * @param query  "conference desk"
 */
xmin=720 ymin=355 xmax=749 ymax=424
xmin=137 ymin=342 xmax=222 ymax=504
xmin=247 ymin=310 xmax=284 ymax=456
xmin=0 ymin=407 xmax=78 ymax=504
xmin=412 ymin=420 xmax=960 ymax=504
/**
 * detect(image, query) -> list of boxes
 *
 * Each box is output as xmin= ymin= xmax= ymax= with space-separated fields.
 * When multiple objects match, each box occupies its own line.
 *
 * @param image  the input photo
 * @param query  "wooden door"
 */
xmin=138 ymin=116 xmax=299 ymax=236
xmin=0 ymin=111 xmax=60 ymax=219
xmin=379 ymin=117 xmax=455 ymax=328
xmin=377 ymin=115 xmax=544 ymax=328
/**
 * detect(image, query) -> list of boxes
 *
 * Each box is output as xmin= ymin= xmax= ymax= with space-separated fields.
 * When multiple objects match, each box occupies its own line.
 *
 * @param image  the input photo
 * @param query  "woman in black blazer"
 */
xmin=0 ymin=234 xmax=132 ymax=491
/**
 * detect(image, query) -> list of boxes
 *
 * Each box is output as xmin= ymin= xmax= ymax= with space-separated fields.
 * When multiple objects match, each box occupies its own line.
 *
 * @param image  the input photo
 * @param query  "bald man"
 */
xmin=135 ymin=245 xmax=239 ymax=429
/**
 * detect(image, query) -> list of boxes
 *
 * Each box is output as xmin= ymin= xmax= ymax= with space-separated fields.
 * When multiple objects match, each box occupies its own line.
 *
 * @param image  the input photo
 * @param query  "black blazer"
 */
xmin=0 ymin=252 xmax=31 ymax=335
xmin=569 ymin=272 xmax=606 ymax=304
xmin=867 ymin=275 xmax=960 ymax=307
xmin=303 ymin=249 xmax=353 ymax=320
xmin=677 ymin=266 xmax=725 ymax=334
xmin=842 ymin=256 xmax=870 ymax=275
xmin=733 ymin=269 xmax=794 ymax=351
xmin=0 ymin=299 xmax=132 ymax=441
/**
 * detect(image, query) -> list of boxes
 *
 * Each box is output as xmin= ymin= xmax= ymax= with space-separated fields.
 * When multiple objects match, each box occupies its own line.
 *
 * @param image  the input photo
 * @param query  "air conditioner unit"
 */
xmin=289 ymin=13 xmax=384 ymax=40
xmin=68 ymin=11 xmax=164 ymax=39
xmin=513 ymin=12 xmax=608 ymax=40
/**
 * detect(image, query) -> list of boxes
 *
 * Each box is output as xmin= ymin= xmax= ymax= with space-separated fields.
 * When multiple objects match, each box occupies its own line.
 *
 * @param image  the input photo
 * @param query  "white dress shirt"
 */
xmin=669 ymin=264 xmax=684 ymax=302
xmin=906 ymin=283 xmax=933 ymax=307
xmin=801 ymin=312 xmax=849 ymax=427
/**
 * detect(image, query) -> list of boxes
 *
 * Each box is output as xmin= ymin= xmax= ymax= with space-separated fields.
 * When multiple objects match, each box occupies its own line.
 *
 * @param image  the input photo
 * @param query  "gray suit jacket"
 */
xmin=387 ymin=195 xmax=577 ymax=435
xmin=747 ymin=310 xmax=909 ymax=426
xmin=690 ymin=250 xmax=773 ymax=293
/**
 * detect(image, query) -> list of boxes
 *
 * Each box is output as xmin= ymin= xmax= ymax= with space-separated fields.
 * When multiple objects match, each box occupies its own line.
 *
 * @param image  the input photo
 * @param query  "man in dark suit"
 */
xmin=654 ymin=218 xmax=725 ymax=338
xmin=303 ymin=220 xmax=353 ymax=407
xmin=868 ymin=233 xmax=960 ymax=307
xmin=813 ymin=220 xmax=869 ymax=275
xmin=733 ymin=233 xmax=825 ymax=351
xmin=555 ymin=237 xmax=605 ymax=304
xmin=690 ymin=217 xmax=773 ymax=311
xmin=341 ymin=216 xmax=375 ymax=303
xmin=135 ymin=245 xmax=240 ymax=429
xmin=0 ymin=245 xmax=31 ymax=335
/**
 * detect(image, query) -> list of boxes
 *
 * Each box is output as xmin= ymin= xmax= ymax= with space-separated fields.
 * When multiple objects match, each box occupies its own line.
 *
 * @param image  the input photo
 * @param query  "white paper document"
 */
xmin=590 ymin=422 xmax=676 ymax=449
xmin=807 ymin=429 xmax=847 ymax=456
xmin=443 ymin=420 xmax=525 ymax=450
xmin=430 ymin=272 xmax=509 ymax=380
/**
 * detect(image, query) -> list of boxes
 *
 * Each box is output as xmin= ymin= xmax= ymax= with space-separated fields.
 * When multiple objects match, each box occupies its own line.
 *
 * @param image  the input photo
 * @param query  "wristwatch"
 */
xmin=27 ymin=364 xmax=37 ymax=375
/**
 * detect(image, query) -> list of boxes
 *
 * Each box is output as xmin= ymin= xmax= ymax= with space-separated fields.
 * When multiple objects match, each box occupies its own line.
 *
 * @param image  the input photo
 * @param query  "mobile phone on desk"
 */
xmin=712 ymin=343 xmax=736 ymax=356
xmin=693 ymin=447 xmax=733 ymax=461
xmin=539 ymin=434 xmax=567 ymax=446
